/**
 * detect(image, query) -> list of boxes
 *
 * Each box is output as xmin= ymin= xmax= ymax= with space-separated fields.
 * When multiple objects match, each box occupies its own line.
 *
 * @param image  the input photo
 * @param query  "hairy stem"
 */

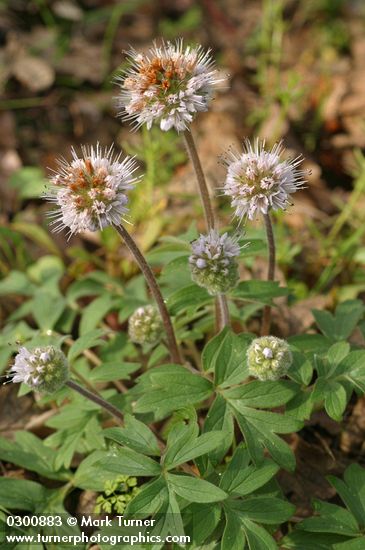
xmin=66 ymin=379 xmax=124 ymax=424
xmin=217 ymin=294 xmax=231 ymax=328
xmin=115 ymin=224 xmax=182 ymax=364
xmin=70 ymin=365 xmax=100 ymax=395
xmin=183 ymin=129 xmax=216 ymax=230
xmin=183 ymin=129 xmax=230 ymax=330
xmin=261 ymin=212 xmax=276 ymax=336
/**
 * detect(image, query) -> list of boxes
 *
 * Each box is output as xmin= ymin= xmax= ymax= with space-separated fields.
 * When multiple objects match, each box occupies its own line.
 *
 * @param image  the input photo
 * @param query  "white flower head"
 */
xmin=9 ymin=346 xmax=69 ymax=394
xmin=189 ymin=229 xmax=241 ymax=295
xmin=247 ymin=336 xmax=292 ymax=381
xmin=128 ymin=305 xmax=163 ymax=345
xmin=116 ymin=39 xmax=221 ymax=132
xmin=45 ymin=144 xmax=139 ymax=237
xmin=223 ymin=139 xmax=306 ymax=221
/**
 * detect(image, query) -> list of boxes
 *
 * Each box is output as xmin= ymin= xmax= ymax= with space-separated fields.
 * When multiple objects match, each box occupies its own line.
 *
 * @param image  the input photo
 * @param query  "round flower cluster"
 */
xmin=128 ymin=305 xmax=163 ymax=345
xmin=189 ymin=230 xmax=240 ymax=295
xmin=223 ymin=139 xmax=305 ymax=221
xmin=117 ymin=39 xmax=220 ymax=132
xmin=45 ymin=144 xmax=138 ymax=236
xmin=10 ymin=346 xmax=69 ymax=393
xmin=247 ymin=336 xmax=292 ymax=381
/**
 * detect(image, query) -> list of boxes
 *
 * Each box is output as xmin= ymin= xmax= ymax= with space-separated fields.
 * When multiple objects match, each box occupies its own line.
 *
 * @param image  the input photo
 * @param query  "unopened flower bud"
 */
xmin=189 ymin=230 xmax=240 ymax=296
xmin=128 ymin=305 xmax=163 ymax=345
xmin=247 ymin=336 xmax=292 ymax=381
xmin=10 ymin=346 xmax=69 ymax=393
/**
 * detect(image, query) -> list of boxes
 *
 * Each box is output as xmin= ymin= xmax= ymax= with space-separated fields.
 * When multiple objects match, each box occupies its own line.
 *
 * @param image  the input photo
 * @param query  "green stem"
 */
xmin=66 ymin=380 xmax=123 ymax=424
xmin=261 ymin=212 xmax=276 ymax=336
xmin=115 ymin=224 xmax=182 ymax=364
xmin=183 ymin=129 xmax=216 ymax=230
xmin=70 ymin=365 xmax=100 ymax=395
xmin=217 ymin=294 xmax=230 ymax=328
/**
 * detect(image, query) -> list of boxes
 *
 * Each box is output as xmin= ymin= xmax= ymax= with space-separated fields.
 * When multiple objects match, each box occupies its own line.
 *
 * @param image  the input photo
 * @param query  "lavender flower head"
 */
xmin=223 ymin=139 xmax=306 ymax=221
xmin=128 ymin=305 xmax=163 ymax=345
xmin=116 ymin=39 xmax=221 ymax=131
xmin=10 ymin=346 xmax=69 ymax=394
xmin=189 ymin=229 xmax=241 ymax=295
xmin=45 ymin=144 xmax=139 ymax=237
xmin=247 ymin=336 xmax=292 ymax=381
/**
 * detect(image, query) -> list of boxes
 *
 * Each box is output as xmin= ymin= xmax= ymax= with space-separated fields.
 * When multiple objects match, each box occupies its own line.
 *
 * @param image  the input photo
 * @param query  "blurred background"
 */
xmin=1 ymin=0 xmax=365 ymax=309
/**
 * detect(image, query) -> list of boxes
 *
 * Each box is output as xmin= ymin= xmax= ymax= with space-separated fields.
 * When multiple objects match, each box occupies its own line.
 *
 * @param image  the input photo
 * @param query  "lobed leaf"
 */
xmin=164 ymin=431 xmax=226 ymax=469
xmin=220 ymin=445 xmax=279 ymax=496
xmin=134 ymin=365 xmax=213 ymax=418
xmin=167 ymin=473 xmax=228 ymax=503
xmin=103 ymin=414 xmax=160 ymax=456
xmin=97 ymin=447 xmax=161 ymax=477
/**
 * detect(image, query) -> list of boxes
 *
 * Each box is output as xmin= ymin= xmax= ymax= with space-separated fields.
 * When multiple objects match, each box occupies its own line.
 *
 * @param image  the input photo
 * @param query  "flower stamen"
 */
xmin=116 ymin=40 xmax=221 ymax=132
xmin=44 ymin=144 xmax=139 ymax=236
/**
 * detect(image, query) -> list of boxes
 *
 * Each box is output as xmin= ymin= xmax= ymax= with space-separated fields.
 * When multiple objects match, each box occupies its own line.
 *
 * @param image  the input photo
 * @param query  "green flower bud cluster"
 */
xmin=10 ymin=346 xmax=69 ymax=394
xmin=189 ymin=229 xmax=240 ymax=296
xmin=247 ymin=336 xmax=292 ymax=381
xmin=128 ymin=305 xmax=163 ymax=345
